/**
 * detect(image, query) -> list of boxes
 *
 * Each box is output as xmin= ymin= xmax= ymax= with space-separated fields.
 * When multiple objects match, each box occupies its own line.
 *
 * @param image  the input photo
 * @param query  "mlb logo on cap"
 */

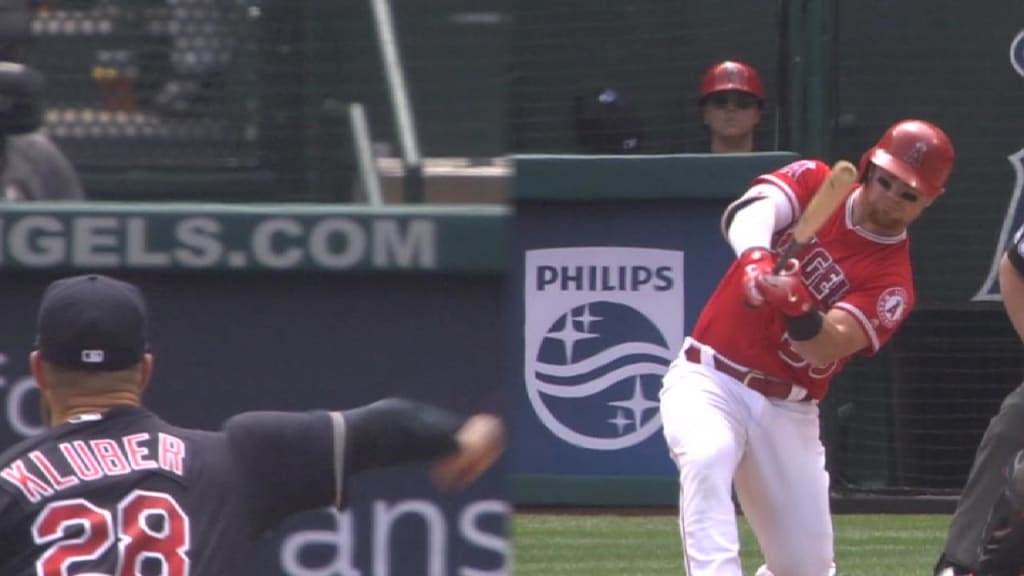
xmin=81 ymin=350 xmax=105 ymax=364
xmin=35 ymin=274 xmax=149 ymax=371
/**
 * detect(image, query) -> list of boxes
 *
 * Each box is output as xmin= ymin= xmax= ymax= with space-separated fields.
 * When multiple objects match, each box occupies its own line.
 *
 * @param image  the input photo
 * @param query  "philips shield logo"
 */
xmin=525 ymin=247 xmax=684 ymax=450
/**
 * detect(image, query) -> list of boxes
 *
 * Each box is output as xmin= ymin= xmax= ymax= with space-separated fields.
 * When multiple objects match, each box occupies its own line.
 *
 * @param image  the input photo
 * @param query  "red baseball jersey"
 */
xmin=692 ymin=159 xmax=915 ymax=400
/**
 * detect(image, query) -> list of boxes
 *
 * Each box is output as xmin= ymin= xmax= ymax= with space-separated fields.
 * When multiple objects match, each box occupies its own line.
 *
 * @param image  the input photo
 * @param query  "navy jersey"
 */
xmin=0 ymin=406 xmax=345 ymax=575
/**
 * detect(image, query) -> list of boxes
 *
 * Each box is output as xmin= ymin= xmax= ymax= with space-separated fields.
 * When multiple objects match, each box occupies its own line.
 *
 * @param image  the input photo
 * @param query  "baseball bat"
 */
xmin=771 ymin=160 xmax=859 ymax=274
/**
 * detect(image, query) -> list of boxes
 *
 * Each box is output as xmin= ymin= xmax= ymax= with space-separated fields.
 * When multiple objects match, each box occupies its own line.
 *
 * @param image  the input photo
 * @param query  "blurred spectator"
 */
xmin=698 ymin=60 xmax=764 ymax=153
xmin=573 ymin=87 xmax=645 ymax=154
xmin=0 ymin=62 xmax=83 ymax=200
xmin=0 ymin=2 xmax=83 ymax=200
xmin=152 ymin=0 xmax=236 ymax=116
xmin=4 ymin=129 xmax=85 ymax=200
xmin=0 ymin=61 xmax=82 ymax=200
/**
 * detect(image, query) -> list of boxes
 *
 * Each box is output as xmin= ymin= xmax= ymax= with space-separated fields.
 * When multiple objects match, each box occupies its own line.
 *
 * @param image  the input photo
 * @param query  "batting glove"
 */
xmin=739 ymin=247 xmax=777 ymax=307
xmin=754 ymin=259 xmax=816 ymax=317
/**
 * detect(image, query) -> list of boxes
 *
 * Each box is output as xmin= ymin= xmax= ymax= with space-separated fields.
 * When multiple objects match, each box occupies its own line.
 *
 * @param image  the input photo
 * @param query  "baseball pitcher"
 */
xmin=0 ymin=274 xmax=504 ymax=575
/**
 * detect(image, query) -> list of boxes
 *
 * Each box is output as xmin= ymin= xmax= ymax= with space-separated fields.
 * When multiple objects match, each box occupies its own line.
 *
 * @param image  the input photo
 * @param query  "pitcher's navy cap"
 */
xmin=35 ymin=274 xmax=149 ymax=370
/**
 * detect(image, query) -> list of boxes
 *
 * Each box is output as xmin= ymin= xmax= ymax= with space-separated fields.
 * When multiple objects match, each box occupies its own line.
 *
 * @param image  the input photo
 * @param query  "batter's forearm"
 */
xmin=788 ymin=321 xmax=838 ymax=367
xmin=726 ymin=198 xmax=777 ymax=256
xmin=722 ymin=184 xmax=795 ymax=255
xmin=788 ymin=309 xmax=869 ymax=367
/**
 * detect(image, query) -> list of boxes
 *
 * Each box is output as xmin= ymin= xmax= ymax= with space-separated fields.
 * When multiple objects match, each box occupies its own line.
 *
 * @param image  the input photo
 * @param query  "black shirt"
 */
xmin=0 ymin=406 xmax=344 ymax=575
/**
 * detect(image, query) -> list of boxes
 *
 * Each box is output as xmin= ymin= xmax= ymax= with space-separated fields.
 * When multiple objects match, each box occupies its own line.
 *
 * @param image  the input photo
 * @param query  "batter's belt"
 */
xmin=683 ymin=343 xmax=812 ymax=402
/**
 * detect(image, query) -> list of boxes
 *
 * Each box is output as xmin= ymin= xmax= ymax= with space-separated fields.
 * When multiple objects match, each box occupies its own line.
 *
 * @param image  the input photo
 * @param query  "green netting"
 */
xmin=18 ymin=0 xmax=1024 ymax=496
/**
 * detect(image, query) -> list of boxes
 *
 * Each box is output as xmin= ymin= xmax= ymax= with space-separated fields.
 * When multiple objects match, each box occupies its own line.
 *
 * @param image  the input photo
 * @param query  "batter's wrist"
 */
xmin=784 ymin=311 xmax=823 ymax=341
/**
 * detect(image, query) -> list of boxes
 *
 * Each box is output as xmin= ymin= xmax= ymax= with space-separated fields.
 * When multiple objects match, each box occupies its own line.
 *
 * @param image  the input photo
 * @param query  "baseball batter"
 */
xmin=0 ymin=274 xmax=505 ymax=575
xmin=935 ymin=220 xmax=1024 ymax=576
xmin=660 ymin=119 xmax=955 ymax=576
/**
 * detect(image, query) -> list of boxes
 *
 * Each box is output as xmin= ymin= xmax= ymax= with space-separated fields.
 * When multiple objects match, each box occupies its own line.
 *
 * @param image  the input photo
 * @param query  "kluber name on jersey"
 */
xmin=1 ymin=431 xmax=186 ymax=503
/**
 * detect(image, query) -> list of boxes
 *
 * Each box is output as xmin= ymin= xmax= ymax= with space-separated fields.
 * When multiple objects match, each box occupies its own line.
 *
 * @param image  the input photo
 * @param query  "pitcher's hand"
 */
xmin=431 ymin=414 xmax=505 ymax=492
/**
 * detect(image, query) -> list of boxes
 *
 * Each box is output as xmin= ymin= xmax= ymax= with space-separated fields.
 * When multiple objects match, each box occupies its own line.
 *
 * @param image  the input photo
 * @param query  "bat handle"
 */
xmin=771 ymin=242 xmax=802 ymax=275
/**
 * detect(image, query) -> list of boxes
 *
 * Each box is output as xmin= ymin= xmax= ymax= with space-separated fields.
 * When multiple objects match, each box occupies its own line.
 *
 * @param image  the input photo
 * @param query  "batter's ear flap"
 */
xmin=858 ymin=149 xmax=875 ymax=182
xmin=862 ymin=163 xmax=875 ymax=185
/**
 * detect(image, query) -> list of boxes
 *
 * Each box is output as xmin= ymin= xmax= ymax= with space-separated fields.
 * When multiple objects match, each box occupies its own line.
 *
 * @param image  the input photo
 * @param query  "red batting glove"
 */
xmin=754 ymin=260 xmax=816 ymax=317
xmin=738 ymin=247 xmax=777 ymax=307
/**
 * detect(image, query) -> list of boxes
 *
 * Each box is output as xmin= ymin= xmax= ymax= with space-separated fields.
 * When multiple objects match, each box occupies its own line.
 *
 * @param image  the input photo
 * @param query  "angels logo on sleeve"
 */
xmin=876 ymin=287 xmax=908 ymax=329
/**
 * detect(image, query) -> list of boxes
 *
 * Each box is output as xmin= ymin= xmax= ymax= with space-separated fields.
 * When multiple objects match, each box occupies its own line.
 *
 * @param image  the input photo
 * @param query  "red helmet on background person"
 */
xmin=861 ymin=119 xmax=955 ymax=197
xmin=699 ymin=60 xmax=764 ymax=102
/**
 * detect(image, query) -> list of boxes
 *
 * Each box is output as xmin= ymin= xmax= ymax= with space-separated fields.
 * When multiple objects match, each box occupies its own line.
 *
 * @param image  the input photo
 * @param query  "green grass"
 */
xmin=512 ymin=512 xmax=950 ymax=576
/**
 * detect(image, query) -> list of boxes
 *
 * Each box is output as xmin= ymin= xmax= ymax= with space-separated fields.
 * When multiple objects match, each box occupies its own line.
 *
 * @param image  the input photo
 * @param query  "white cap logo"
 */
xmin=81 ymin=350 xmax=105 ymax=363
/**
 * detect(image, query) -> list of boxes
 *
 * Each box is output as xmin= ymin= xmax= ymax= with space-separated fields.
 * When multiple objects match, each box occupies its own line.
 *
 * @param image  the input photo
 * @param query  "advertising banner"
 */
xmin=523 ymin=247 xmax=683 ymax=454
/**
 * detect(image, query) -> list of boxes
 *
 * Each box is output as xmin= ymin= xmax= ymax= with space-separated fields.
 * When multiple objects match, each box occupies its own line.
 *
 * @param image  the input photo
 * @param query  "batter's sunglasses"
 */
xmin=874 ymin=173 xmax=921 ymax=203
xmin=706 ymin=91 xmax=760 ymax=110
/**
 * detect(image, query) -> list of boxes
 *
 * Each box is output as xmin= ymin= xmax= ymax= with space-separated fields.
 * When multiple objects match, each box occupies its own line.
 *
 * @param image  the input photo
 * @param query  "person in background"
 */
xmin=698 ymin=60 xmax=764 ymax=154
xmin=573 ymin=87 xmax=645 ymax=154
xmin=0 ymin=1 xmax=83 ymax=200
xmin=0 ymin=62 xmax=84 ymax=200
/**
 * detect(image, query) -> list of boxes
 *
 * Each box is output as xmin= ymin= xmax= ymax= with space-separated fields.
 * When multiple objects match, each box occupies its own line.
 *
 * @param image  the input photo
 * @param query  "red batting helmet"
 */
xmin=861 ymin=119 xmax=955 ymax=197
xmin=699 ymin=61 xmax=764 ymax=101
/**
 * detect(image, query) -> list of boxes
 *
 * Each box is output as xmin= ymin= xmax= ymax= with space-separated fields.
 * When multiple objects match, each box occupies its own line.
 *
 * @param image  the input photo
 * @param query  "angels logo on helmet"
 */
xmin=904 ymin=141 xmax=929 ymax=168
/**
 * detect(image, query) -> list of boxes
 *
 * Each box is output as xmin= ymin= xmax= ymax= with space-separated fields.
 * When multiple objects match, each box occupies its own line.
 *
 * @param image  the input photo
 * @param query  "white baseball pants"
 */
xmin=659 ymin=340 xmax=834 ymax=576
